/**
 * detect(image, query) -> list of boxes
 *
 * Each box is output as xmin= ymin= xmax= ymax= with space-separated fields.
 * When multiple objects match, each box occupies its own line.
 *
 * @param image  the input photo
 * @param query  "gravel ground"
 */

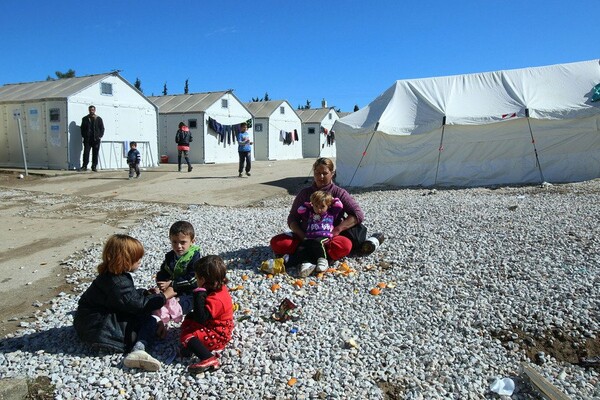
xmin=0 ymin=181 xmax=599 ymax=399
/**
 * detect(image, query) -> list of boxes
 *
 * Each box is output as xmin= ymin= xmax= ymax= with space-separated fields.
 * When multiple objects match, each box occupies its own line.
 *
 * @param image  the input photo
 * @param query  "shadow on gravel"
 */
xmin=0 ymin=326 xmax=86 ymax=356
xmin=219 ymin=245 xmax=273 ymax=272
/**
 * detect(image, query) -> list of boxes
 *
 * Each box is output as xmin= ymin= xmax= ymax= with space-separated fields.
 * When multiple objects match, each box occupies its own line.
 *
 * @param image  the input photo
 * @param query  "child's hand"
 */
xmin=163 ymin=286 xmax=176 ymax=299
xmin=157 ymin=280 xmax=172 ymax=291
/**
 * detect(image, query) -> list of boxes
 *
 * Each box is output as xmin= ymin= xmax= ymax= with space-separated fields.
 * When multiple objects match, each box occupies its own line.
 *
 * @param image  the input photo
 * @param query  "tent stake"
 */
xmin=433 ymin=116 xmax=446 ymax=186
xmin=348 ymin=122 xmax=378 ymax=187
xmin=525 ymin=108 xmax=546 ymax=184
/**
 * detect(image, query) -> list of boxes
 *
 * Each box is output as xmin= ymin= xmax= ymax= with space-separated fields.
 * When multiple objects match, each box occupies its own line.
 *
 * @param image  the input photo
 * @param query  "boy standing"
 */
xmin=237 ymin=122 xmax=253 ymax=177
xmin=154 ymin=221 xmax=202 ymax=335
xmin=127 ymin=141 xmax=141 ymax=179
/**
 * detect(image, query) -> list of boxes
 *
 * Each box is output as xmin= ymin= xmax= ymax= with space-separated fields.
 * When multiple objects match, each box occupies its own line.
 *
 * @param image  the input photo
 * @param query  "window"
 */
xmin=255 ymin=123 xmax=263 ymax=132
xmin=280 ymin=106 xmax=285 ymax=114
xmin=188 ymin=119 xmax=197 ymax=129
xmin=101 ymin=82 xmax=113 ymax=95
xmin=308 ymin=127 xmax=316 ymax=134
xmin=328 ymin=112 xmax=332 ymax=120
xmin=49 ymin=108 xmax=60 ymax=122
xmin=221 ymin=99 xmax=228 ymax=108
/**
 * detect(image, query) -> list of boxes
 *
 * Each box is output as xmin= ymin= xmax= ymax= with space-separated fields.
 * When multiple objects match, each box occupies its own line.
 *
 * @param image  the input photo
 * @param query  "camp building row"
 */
xmin=0 ymin=72 xmax=338 ymax=170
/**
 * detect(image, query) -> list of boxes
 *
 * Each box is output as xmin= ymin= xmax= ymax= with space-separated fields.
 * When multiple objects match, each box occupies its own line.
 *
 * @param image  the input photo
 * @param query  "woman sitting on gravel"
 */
xmin=269 ymin=157 xmax=384 ymax=268
xmin=74 ymin=234 xmax=176 ymax=372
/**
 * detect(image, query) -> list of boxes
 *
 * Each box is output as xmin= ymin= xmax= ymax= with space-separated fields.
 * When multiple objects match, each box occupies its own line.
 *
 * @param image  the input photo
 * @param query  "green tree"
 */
xmin=264 ymin=92 xmax=270 ymax=101
xmin=134 ymin=78 xmax=143 ymax=93
xmin=163 ymin=83 xmax=168 ymax=96
xmin=46 ymin=69 xmax=76 ymax=81
xmin=354 ymin=104 xmax=359 ymax=112
xmin=184 ymin=79 xmax=189 ymax=94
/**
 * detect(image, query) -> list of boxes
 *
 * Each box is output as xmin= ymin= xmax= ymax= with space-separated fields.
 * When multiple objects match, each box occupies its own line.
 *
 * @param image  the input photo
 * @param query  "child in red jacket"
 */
xmin=180 ymin=255 xmax=234 ymax=373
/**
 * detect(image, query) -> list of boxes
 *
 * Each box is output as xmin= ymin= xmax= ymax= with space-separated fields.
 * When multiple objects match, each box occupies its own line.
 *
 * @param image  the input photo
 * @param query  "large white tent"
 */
xmin=333 ymin=60 xmax=600 ymax=187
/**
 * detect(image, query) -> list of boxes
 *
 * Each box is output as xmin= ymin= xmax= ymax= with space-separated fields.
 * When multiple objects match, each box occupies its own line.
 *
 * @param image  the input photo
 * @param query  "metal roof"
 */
xmin=244 ymin=100 xmax=290 ymax=118
xmin=296 ymin=108 xmax=337 ymax=123
xmin=148 ymin=92 xmax=230 ymax=113
xmin=0 ymin=72 xmax=118 ymax=103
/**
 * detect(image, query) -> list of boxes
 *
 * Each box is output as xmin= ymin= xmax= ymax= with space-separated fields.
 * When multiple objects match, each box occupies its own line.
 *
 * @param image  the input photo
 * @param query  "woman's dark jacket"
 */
xmin=74 ymin=272 xmax=166 ymax=352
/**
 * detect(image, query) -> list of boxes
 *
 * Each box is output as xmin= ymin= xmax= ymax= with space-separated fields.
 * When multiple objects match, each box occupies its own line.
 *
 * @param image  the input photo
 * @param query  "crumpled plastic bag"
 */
xmin=489 ymin=377 xmax=515 ymax=396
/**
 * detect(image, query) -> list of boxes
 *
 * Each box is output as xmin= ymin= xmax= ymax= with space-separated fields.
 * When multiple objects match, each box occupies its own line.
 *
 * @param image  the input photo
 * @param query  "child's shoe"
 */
xmin=188 ymin=355 xmax=220 ymax=374
xmin=123 ymin=350 xmax=161 ymax=371
xmin=298 ymin=262 xmax=316 ymax=278
xmin=316 ymin=257 xmax=329 ymax=272
xmin=188 ymin=165 xmax=193 ymax=172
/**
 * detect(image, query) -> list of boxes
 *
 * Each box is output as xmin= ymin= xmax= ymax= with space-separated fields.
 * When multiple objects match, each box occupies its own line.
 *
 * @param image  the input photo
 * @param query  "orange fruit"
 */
xmin=294 ymin=279 xmax=304 ymax=288
xmin=308 ymin=281 xmax=317 ymax=286
xmin=241 ymin=275 xmax=249 ymax=281
xmin=377 ymin=282 xmax=387 ymax=288
xmin=369 ymin=287 xmax=381 ymax=295
xmin=270 ymin=283 xmax=281 ymax=292
xmin=287 ymin=377 xmax=297 ymax=386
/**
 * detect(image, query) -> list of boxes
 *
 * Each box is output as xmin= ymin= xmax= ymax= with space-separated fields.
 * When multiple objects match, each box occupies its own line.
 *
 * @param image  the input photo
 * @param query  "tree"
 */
xmin=134 ymin=78 xmax=143 ymax=93
xmin=354 ymin=104 xmax=359 ymax=112
xmin=184 ymin=79 xmax=189 ymax=94
xmin=264 ymin=92 xmax=270 ymax=101
xmin=297 ymin=100 xmax=312 ymax=110
xmin=46 ymin=69 xmax=76 ymax=81
xmin=163 ymin=83 xmax=168 ymax=96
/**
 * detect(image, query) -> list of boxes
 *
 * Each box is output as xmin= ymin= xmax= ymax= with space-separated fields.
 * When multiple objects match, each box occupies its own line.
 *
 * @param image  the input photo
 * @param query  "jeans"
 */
xmin=238 ymin=151 xmax=251 ymax=173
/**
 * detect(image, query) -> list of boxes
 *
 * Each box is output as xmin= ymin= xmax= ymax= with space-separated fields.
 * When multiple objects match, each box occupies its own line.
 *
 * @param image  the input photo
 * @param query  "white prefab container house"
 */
xmin=244 ymin=100 xmax=303 ymax=160
xmin=297 ymin=108 xmax=339 ymax=159
xmin=0 ymin=72 xmax=159 ymax=170
xmin=149 ymin=91 xmax=252 ymax=164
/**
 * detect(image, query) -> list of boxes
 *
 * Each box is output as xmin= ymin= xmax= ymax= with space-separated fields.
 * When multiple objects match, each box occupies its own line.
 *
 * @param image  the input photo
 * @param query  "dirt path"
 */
xmin=0 ymin=159 xmax=313 ymax=336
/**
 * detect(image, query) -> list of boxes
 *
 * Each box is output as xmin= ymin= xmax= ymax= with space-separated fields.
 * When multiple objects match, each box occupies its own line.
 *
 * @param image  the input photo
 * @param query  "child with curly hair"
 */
xmin=74 ymin=234 xmax=176 ymax=371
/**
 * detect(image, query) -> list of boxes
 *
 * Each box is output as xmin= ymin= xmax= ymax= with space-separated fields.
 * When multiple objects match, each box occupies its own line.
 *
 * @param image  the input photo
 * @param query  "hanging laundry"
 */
xmin=294 ymin=129 xmax=299 ymax=141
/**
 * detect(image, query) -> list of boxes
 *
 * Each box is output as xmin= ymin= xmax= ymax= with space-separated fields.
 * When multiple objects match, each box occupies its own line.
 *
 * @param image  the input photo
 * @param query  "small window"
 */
xmin=188 ymin=119 xmax=197 ymax=129
xmin=101 ymin=82 xmax=113 ymax=95
xmin=328 ymin=112 xmax=332 ymax=120
xmin=49 ymin=108 xmax=60 ymax=122
xmin=255 ymin=123 xmax=263 ymax=132
xmin=280 ymin=106 xmax=285 ymax=114
xmin=221 ymin=99 xmax=228 ymax=108
xmin=308 ymin=127 xmax=316 ymax=134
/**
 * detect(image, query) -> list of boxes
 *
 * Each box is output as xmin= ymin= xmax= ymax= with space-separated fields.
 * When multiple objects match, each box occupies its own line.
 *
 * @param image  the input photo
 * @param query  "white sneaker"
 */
xmin=316 ymin=258 xmax=329 ymax=272
xmin=298 ymin=262 xmax=316 ymax=278
xmin=124 ymin=350 xmax=161 ymax=371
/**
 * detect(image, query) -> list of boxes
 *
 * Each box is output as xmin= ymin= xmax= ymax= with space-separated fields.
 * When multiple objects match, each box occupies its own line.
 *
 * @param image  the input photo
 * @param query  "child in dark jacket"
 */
xmin=180 ymin=255 xmax=234 ymax=374
xmin=127 ymin=141 xmax=141 ymax=179
xmin=74 ymin=234 xmax=175 ymax=372
xmin=153 ymin=221 xmax=202 ymax=335
xmin=175 ymin=122 xmax=193 ymax=172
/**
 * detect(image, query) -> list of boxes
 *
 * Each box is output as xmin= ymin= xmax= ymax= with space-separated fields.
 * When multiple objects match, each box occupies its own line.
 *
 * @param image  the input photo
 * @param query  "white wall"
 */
xmin=204 ymin=92 xmax=252 ymax=164
xmin=158 ymin=113 xmax=206 ymax=165
xmin=263 ymin=102 xmax=303 ymax=160
xmin=0 ymin=100 xmax=69 ymax=169
xmin=301 ymin=110 xmax=338 ymax=159
xmin=69 ymin=75 xmax=158 ymax=169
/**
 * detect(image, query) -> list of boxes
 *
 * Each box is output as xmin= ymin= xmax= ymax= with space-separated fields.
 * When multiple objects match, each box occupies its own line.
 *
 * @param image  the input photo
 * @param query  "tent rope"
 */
xmin=433 ymin=116 xmax=447 ymax=186
xmin=525 ymin=108 xmax=545 ymax=184
xmin=348 ymin=122 xmax=379 ymax=187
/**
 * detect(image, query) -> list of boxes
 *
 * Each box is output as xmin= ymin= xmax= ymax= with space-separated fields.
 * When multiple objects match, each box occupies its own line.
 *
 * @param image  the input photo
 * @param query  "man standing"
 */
xmin=80 ymin=105 xmax=105 ymax=171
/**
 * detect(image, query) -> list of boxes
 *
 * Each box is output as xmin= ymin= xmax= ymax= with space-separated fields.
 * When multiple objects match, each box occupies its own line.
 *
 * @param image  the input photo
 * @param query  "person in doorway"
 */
xmin=176 ymin=122 xmax=193 ymax=172
xmin=269 ymin=157 xmax=385 ymax=264
xmin=80 ymin=105 xmax=105 ymax=171
xmin=127 ymin=141 xmax=141 ymax=179
xmin=237 ymin=122 xmax=252 ymax=177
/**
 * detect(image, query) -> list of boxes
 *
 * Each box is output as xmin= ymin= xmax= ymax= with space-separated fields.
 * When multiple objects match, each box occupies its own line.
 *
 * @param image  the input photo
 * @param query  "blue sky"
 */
xmin=1 ymin=1 xmax=599 ymax=111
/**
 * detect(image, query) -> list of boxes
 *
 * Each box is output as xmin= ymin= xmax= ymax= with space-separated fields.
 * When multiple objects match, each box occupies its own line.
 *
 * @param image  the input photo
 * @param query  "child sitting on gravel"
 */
xmin=293 ymin=190 xmax=343 ymax=277
xmin=180 ymin=255 xmax=234 ymax=373
xmin=153 ymin=221 xmax=202 ymax=336
xmin=74 ymin=234 xmax=176 ymax=372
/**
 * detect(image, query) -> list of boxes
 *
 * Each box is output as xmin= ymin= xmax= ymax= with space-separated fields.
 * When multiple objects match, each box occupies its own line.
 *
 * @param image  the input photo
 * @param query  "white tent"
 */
xmin=333 ymin=60 xmax=600 ymax=187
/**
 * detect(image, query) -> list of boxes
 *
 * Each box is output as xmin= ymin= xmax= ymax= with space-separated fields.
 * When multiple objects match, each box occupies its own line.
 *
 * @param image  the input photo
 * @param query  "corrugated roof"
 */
xmin=296 ymin=108 xmax=336 ymax=123
xmin=244 ymin=100 xmax=288 ymax=117
xmin=148 ymin=92 xmax=229 ymax=113
xmin=0 ymin=73 xmax=117 ymax=103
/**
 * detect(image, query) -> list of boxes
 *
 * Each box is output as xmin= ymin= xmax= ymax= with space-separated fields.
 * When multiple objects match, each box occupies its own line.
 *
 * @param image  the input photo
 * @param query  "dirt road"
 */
xmin=0 ymin=159 xmax=315 ymax=335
